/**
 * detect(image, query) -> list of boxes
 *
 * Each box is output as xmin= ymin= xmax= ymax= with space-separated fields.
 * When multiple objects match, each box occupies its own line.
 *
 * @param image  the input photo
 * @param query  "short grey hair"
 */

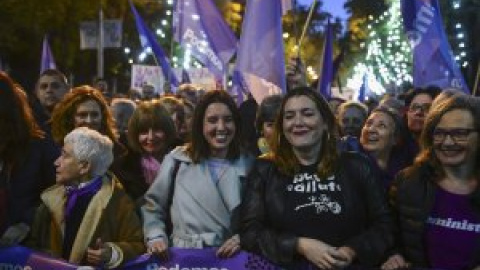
xmin=64 ymin=127 xmax=114 ymax=176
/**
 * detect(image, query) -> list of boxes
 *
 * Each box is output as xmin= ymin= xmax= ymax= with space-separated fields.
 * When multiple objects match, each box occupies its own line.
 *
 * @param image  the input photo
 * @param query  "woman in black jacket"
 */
xmin=239 ymin=87 xmax=394 ymax=269
xmin=382 ymin=94 xmax=480 ymax=270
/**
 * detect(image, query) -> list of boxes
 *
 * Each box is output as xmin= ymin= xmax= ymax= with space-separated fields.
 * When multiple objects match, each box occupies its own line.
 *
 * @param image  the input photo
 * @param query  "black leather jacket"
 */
xmin=239 ymin=151 xmax=394 ymax=267
xmin=390 ymin=163 xmax=480 ymax=267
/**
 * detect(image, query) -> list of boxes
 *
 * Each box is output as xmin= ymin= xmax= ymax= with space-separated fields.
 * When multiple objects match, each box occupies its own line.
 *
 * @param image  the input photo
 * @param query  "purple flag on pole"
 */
xmin=173 ymin=0 xmax=237 ymax=80
xmin=181 ymin=68 xmax=191 ymax=83
xmin=357 ymin=73 xmax=368 ymax=102
xmin=401 ymin=0 xmax=469 ymax=93
xmin=40 ymin=35 xmax=57 ymax=74
xmin=233 ymin=0 xmax=288 ymax=104
xmin=129 ymin=0 xmax=179 ymax=88
xmin=317 ymin=21 xmax=334 ymax=99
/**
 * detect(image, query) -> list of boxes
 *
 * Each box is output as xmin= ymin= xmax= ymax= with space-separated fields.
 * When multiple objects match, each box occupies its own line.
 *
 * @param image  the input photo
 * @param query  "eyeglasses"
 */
xmin=408 ymin=103 xmax=431 ymax=113
xmin=432 ymin=128 xmax=478 ymax=142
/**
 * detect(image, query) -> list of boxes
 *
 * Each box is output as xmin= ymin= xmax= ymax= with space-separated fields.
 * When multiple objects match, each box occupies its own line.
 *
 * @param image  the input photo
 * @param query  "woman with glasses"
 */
xmin=382 ymin=94 xmax=480 ymax=270
xmin=402 ymin=86 xmax=441 ymax=166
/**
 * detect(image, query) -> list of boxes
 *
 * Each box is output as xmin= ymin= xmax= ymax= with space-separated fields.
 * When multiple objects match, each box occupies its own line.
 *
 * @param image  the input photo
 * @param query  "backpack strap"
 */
xmin=167 ymin=159 xmax=181 ymax=211
xmin=165 ymin=159 xmax=181 ymax=236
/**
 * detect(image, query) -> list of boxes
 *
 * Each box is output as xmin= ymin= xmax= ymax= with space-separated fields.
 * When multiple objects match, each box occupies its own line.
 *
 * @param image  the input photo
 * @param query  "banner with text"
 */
xmin=0 ymin=246 xmax=437 ymax=270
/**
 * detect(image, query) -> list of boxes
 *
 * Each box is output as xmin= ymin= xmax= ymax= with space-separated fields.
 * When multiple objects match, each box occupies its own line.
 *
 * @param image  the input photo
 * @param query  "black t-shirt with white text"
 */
xmin=281 ymin=164 xmax=355 ymax=246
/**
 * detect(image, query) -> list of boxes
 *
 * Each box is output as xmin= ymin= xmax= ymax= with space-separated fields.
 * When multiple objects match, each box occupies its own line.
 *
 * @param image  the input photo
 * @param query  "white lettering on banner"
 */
xmin=182 ymin=29 xmax=223 ymax=72
xmin=406 ymin=3 xmax=435 ymax=48
xmin=146 ymin=264 xmax=228 ymax=270
xmin=0 ymin=264 xmax=30 ymax=270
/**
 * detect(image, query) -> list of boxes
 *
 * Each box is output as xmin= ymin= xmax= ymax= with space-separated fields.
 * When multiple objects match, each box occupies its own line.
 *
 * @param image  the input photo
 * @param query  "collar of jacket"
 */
xmin=40 ymin=173 xmax=119 ymax=263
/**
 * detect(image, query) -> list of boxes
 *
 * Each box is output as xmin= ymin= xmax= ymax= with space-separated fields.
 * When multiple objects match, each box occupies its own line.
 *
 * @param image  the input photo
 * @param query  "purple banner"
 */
xmin=0 ymin=246 xmax=77 ymax=269
xmin=173 ymin=0 xmax=237 ymax=79
xmin=233 ymin=0 xmax=287 ymax=104
xmin=317 ymin=20 xmax=334 ymax=99
xmin=401 ymin=0 xmax=469 ymax=93
xmin=0 ymin=246 xmax=440 ymax=270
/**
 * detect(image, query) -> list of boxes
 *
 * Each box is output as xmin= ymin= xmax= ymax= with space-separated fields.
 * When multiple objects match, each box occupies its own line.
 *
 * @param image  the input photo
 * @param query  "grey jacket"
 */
xmin=141 ymin=146 xmax=253 ymax=248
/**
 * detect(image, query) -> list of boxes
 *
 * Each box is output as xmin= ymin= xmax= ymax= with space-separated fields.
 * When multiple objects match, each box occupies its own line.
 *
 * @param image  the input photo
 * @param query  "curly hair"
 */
xmin=0 ymin=72 xmax=44 ymax=171
xmin=270 ymin=87 xmax=339 ymax=179
xmin=415 ymin=94 xmax=480 ymax=179
xmin=50 ymin=85 xmax=117 ymax=145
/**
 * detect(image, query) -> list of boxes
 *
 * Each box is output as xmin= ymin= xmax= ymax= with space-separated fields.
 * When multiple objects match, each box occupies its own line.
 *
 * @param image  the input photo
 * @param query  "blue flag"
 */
xmin=173 ymin=0 xmax=237 ymax=80
xmin=317 ymin=21 xmax=334 ymax=99
xmin=181 ymin=68 xmax=191 ymax=83
xmin=357 ymin=73 xmax=368 ymax=102
xmin=401 ymin=0 xmax=469 ymax=93
xmin=40 ymin=35 xmax=57 ymax=74
xmin=233 ymin=0 xmax=288 ymax=104
xmin=129 ymin=0 xmax=179 ymax=88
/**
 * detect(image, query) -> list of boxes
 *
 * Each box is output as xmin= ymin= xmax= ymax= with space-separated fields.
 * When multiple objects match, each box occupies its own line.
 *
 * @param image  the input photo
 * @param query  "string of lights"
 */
xmin=346 ymin=0 xmax=412 ymax=97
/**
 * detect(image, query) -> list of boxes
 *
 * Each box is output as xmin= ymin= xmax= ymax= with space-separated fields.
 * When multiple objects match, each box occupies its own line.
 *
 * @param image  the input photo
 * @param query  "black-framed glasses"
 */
xmin=433 ymin=128 xmax=478 ymax=142
xmin=408 ymin=103 xmax=431 ymax=113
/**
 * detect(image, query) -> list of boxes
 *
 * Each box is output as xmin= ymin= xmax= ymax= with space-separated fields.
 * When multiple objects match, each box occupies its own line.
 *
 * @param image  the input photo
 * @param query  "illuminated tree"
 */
xmin=346 ymin=0 xmax=412 ymax=95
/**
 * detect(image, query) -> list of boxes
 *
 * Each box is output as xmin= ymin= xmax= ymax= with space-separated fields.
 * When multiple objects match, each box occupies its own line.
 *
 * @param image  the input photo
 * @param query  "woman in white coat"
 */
xmin=141 ymin=90 xmax=253 ymax=259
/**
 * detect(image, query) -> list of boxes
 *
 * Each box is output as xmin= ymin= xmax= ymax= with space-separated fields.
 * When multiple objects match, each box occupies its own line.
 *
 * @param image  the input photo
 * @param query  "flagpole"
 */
xmin=97 ymin=3 xmax=104 ymax=79
xmin=292 ymin=0 xmax=299 ymax=52
xmin=168 ymin=0 xmax=178 ymax=92
xmin=297 ymin=0 xmax=317 ymax=52
xmin=473 ymin=60 xmax=480 ymax=96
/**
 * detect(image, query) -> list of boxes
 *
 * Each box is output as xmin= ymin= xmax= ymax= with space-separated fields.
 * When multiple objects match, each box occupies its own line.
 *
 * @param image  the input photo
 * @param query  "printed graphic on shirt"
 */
xmin=287 ymin=171 xmax=343 ymax=215
xmin=427 ymin=217 xmax=480 ymax=233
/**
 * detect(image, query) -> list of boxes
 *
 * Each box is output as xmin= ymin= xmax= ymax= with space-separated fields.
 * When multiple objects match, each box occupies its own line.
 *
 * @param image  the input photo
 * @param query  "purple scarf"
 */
xmin=141 ymin=155 xmax=161 ymax=185
xmin=64 ymin=176 xmax=103 ymax=219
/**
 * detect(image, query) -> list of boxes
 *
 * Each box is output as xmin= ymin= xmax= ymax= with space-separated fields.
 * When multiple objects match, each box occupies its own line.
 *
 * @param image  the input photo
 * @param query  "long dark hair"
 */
xmin=0 ymin=72 xmax=44 ymax=173
xmin=270 ymin=87 xmax=339 ymax=178
xmin=185 ymin=90 xmax=243 ymax=163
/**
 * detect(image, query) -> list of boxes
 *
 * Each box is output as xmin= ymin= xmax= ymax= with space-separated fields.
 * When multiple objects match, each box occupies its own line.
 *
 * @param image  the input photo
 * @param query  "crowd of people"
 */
xmin=0 ymin=68 xmax=479 ymax=270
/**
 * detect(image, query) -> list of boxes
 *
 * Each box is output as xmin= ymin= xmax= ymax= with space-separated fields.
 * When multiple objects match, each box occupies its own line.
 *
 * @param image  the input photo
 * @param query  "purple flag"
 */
xmin=129 ymin=0 xmax=179 ymax=88
xmin=181 ymin=68 xmax=191 ymax=83
xmin=357 ymin=73 xmax=368 ymax=102
xmin=233 ymin=0 xmax=288 ymax=104
xmin=173 ymin=0 xmax=237 ymax=80
xmin=317 ymin=21 xmax=334 ymax=99
xmin=40 ymin=35 xmax=57 ymax=74
xmin=401 ymin=0 xmax=469 ymax=93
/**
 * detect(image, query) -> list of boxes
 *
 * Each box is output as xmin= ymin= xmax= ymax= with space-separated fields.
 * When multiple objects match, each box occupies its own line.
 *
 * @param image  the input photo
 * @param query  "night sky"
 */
xmin=297 ymin=0 xmax=349 ymax=21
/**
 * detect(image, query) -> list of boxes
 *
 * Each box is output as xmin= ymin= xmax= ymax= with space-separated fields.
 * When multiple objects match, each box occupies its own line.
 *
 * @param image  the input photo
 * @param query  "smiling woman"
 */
xmin=240 ymin=87 xmax=394 ymax=269
xmin=384 ymin=94 xmax=480 ymax=270
xmin=113 ymin=100 xmax=178 ymax=203
xmin=141 ymin=90 xmax=254 ymax=259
